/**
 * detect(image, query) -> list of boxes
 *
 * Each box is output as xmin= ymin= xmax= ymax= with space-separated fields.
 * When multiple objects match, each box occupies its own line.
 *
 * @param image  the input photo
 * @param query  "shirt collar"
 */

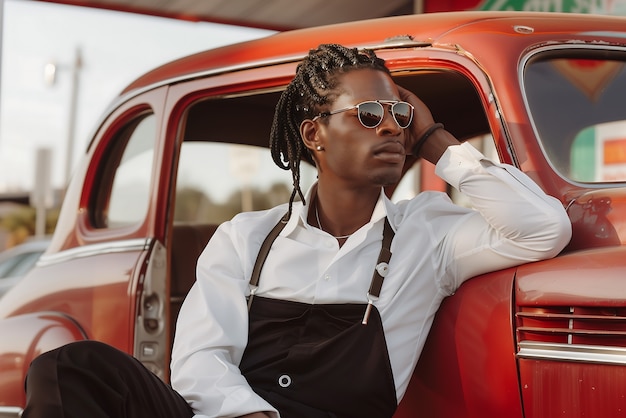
xmin=281 ymin=182 xmax=399 ymax=236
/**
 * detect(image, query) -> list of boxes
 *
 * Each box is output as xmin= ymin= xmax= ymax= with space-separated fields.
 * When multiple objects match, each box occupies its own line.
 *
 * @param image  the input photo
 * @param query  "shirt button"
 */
xmin=324 ymin=274 xmax=331 ymax=281
xmin=278 ymin=374 xmax=292 ymax=388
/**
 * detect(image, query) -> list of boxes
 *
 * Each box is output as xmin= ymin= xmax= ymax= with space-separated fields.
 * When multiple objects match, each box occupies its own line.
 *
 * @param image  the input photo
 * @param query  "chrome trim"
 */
xmin=514 ymin=25 xmax=535 ymax=35
xmin=518 ymin=341 xmax=626 ymax=365
xmin=134 ymin=240 xmax=168 ymax=381
xmin=37 ymin=238 xmax=152 ymax=267
xmin=0 ymin=406 xmax=23 ymax=418
xmin=518 ymin=43 xmax=626 ymax=189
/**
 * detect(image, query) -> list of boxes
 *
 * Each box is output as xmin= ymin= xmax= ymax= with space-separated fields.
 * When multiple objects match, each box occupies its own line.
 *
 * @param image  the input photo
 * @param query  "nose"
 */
xmin=376 ymin=107 xmax=403 ymax=136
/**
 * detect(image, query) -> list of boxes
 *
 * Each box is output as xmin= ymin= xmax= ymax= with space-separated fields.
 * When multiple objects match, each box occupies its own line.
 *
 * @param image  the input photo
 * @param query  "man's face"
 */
xmin=314 ymin=68 xmax=407 ymax=189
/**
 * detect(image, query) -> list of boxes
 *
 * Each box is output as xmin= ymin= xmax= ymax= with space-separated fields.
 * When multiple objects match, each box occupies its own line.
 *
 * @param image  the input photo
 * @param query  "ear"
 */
xmin=300 ymin=119 xmax=322 ymax=152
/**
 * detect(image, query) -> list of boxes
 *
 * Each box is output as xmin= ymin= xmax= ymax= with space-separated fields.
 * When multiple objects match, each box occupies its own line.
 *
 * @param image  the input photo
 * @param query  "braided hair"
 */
xmin=269 ymin=43 xmax=390 ymax=214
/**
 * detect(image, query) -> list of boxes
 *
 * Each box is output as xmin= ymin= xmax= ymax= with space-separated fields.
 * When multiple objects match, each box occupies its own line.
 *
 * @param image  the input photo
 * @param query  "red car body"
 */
xmin=1 ymin=11 xmax=626 ymax=417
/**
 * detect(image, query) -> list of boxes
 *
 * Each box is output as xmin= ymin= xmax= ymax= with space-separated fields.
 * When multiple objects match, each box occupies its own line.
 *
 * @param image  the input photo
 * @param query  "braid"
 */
xmin=269 ymin=43 xmax=389 ymax=215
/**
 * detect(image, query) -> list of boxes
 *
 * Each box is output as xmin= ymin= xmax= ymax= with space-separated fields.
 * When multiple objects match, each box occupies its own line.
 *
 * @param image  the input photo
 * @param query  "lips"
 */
xmin=373 ymin=141 xmax=406 ymax=163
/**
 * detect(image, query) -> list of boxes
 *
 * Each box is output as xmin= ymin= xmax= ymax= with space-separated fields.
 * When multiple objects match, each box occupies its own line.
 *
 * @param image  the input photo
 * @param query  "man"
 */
xmin=23 ymin=44 xmax=571 ymax=418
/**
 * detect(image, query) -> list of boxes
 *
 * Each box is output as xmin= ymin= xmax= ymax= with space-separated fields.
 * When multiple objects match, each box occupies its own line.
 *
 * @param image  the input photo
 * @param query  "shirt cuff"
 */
xmin=434 ymin=142 xmax=487 ymax=190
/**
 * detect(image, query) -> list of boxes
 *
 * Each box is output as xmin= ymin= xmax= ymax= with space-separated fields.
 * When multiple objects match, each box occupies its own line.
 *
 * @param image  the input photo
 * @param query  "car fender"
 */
xmin=396 ymin=267 xmax=522 ymax=418
xmin=0 ymin=312 xmax=87 ymax=409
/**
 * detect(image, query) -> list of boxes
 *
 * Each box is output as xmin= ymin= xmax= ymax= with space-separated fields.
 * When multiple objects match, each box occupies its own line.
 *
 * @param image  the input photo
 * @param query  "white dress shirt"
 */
xmin=171 ymin=142 xmax=572 ymax=418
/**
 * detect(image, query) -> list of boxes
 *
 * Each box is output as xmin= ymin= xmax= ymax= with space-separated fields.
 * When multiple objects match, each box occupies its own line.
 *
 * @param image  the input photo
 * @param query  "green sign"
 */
xmin=478 ymin=0 xmax=609 ymax=13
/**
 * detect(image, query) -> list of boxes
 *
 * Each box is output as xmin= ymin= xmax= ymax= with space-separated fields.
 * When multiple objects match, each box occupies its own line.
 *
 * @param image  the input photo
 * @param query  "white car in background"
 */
xmin=0 ymin=239 xmax=49 ymax=299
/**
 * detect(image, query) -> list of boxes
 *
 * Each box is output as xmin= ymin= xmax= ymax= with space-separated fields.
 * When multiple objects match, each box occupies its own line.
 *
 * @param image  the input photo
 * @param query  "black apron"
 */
xmin=239 ymin=215 xmax=398 ymax=418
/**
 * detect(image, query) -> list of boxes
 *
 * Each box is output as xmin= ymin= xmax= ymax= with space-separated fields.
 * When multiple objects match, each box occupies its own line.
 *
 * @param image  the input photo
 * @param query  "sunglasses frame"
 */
xmin=312 ymin=100 xmax=414 ymax=129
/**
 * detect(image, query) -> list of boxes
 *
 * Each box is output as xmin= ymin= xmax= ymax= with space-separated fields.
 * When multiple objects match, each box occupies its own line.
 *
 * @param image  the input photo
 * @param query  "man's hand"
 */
xmin=397 ymin=85 xmax=435 ymax=151
xmin=397 ymin=84 xmax=461 ymax=164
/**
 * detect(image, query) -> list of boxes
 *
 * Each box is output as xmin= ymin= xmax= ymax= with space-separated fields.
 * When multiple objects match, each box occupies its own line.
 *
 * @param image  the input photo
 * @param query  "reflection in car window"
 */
xmin=105 ymin=114 xmax=156 ymax=227
xmin=524 ymin=54 xmax=626 ymax=183
xmin=571 ymin=120 xmax=626 ymax=182
xmin=174 ymin=142 xmax=317 ymax=224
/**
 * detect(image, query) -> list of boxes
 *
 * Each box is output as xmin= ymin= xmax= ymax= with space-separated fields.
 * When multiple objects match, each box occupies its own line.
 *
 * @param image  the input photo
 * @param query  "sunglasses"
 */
xmin=312 ymin=100 xmax=414 ymax=129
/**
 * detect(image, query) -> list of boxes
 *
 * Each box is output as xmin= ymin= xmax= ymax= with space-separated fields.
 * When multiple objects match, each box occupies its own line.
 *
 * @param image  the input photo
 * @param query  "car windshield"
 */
xmin=524 ymin=49 xmax=626 ymax=184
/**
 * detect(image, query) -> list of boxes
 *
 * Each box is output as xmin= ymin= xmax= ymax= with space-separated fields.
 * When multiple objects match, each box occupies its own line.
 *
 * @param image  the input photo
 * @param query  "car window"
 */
xmin=176 ymin=70 xmax=494 ymax=222
xmin=92 ymin=113 xmax=157 ymax=228
xmin=174 ymin=136 xmax=497 ymax=223
xmin=524 ymin=52 xmax=626 ymax=184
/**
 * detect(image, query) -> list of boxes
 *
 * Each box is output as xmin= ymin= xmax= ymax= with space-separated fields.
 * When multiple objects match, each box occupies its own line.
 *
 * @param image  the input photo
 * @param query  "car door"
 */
xmin=0 ymin=87 xmax=171 ymax=410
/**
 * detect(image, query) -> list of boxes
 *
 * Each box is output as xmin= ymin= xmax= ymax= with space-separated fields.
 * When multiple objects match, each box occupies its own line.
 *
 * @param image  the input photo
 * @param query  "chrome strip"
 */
xmin=0 ymin=406 xmax=23 ymax=418
xmin=518 ymin=341 xmax=626 ymax=365
xmin=37 ymin=238 xmax=152 ymax=267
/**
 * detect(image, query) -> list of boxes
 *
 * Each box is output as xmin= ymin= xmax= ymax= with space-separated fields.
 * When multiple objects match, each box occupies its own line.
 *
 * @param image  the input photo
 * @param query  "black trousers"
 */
xmin=23 ymin=340 xmax=193 ymax=418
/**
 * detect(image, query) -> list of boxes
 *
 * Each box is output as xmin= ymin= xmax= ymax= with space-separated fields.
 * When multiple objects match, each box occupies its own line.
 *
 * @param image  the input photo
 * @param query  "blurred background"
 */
xmin=0 ymin=0 xmax=625 ymax=267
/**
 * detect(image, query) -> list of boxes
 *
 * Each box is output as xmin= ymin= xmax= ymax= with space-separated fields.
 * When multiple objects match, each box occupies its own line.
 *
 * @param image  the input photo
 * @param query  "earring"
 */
xmin=316 ymin=145 xmax=324 ymax=151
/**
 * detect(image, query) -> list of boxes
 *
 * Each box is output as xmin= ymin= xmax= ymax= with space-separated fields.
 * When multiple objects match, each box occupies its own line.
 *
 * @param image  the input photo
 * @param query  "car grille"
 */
xmin=516 ymin=306 xmax=626 ymax=365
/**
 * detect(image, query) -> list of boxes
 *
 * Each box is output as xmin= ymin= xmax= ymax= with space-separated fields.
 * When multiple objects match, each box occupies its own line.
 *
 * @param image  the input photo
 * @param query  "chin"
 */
xmin=370 ymin=171 xmax=403 ymax=187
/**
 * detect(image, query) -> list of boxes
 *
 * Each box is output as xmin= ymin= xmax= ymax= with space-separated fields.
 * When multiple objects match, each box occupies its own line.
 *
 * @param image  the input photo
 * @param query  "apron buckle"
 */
xmin=362 ymin=294 xmax=378 ymax=325
xmin=247 ymin=284 xmax=258 ymax=310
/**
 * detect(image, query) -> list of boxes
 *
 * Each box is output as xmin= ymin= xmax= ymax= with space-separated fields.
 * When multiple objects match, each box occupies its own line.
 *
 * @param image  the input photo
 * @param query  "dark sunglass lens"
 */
xmin=393 ymin=103 xmax=413 ymax=128
xmin=358 ymin=102 xmax=384 ymax=128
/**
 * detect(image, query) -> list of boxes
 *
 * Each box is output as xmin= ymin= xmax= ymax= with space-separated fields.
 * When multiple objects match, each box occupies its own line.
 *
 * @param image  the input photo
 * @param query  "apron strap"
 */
xmin=248 ymin=214 xmax=395 ymax=314
xmin=248 ymin=212 xmax=289 ymax=309
xmin=363 ymin=218 xmax=394 ymax=324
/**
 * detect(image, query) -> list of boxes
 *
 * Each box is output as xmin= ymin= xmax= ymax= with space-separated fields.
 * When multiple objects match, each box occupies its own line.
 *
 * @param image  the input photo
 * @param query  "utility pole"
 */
xmin=31 ymin=148 xmax=53 ymax=237
xmin=64 ymin=47 xmax=82 ymax=189
xmin=44 ymin=46 xmax=83 ymax=190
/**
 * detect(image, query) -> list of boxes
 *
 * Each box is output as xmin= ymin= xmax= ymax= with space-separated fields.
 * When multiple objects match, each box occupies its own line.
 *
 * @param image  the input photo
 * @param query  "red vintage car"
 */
xmin=1 ymin=11 xmax=626 ymax=418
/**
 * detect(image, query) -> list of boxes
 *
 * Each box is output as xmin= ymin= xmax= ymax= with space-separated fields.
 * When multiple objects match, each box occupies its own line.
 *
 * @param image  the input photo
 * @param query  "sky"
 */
xmin=0 ymin=0 xmax=275 ymax=193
